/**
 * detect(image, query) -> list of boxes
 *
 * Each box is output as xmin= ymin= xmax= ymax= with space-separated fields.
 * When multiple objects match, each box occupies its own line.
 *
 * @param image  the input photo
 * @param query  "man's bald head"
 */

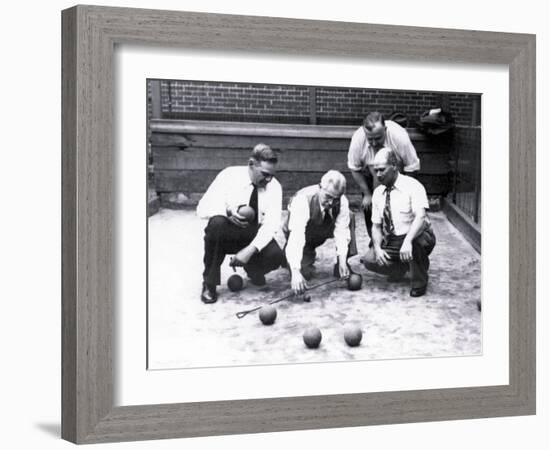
xmin=319 ymin=170 xmax=346 ymax=210
xmin=372 ymin=147 xmax=399 ymax=167
xmin=363 ymin=111 xmax=385 ymax=130
xmin=363 ymin=112 xmax=387 ymax=151
xmin=320 ymin=170 xmax=347 ymax=196
xmin=372 ymin=148 xmax=399 ymax=187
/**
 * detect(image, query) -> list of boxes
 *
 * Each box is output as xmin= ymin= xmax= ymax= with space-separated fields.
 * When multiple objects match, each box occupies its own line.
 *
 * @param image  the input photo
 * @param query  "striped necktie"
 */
xmin=382 ymin=185 xmax=395 ymax=236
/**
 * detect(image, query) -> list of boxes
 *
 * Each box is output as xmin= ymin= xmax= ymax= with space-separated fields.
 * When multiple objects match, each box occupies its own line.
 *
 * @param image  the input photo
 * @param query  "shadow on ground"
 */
xmin=148 ymin=209 xmax=481 ymax=369
xmin=35 ymin=423 xmax=60 ymax=438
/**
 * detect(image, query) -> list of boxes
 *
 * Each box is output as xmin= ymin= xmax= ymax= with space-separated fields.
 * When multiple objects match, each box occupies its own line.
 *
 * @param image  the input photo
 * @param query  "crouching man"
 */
xmin=196 ymin=143 xmax=285 ymax=303
xmin=284 ymin=170 xmax=354 ymax=295
xmin=362 ymin=148 xmax=436 ymax=297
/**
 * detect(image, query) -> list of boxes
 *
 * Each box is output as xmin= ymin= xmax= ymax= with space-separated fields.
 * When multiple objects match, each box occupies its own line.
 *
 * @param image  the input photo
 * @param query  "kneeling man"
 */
xmin=285 ymin=170 xmax=352 ymax=295
xmin=196 ymin=143 xmax=285 ymax=303
xmin=362 ymin=148 xmax=436 ymax=297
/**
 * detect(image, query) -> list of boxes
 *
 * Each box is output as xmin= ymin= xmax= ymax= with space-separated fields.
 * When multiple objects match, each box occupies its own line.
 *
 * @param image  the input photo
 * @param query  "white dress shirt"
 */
xmin=347 ymin=120 xmax=421 ymax=173
xmin=286 ymin=185 xmax=351 ymax=271
xmin=196 ymin=166 xmax=282 ymax=251
xmin=371 ymin=173 xmax=429 ymax=236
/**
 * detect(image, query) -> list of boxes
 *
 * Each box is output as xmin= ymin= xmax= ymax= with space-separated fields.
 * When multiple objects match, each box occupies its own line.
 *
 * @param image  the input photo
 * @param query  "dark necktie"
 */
xmin=249 ymin=184 xmax=258 ymax=226
xmin=323 ymin=208 xmax=332 ymax=225
xmin=382 ymin=185 xmax=395 ymax=236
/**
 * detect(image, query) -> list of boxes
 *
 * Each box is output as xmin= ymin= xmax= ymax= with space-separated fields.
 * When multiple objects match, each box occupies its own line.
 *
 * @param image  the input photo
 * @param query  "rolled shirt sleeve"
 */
xmin=410 ymin=179 xmax=430 ymax=213
xmin=388 ymin=122 xmax=421 ymax=172
xmin=347 ymin=127 xmax=367 ymax=172
xmin=196 ymin=168 xmax=231 ymax=219
xmin=333 ymin=196 xmax=351 ymax=260
xmin=371 ymin=187 xmax=384 ymax=225
xmin=285 ymin=195 xmax=310 ymax=271
xmin=250 ymin=179 xmax=283 ymax=252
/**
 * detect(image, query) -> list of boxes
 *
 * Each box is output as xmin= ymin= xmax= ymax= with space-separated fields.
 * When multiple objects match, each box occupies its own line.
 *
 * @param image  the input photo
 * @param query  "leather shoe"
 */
xmin=248 ymin=272 xmax=266 ymax=286
xmin=201 ymin=283 xmax=218 ymax=304
xmin=410 ymin=286 xmax=427 ymax=297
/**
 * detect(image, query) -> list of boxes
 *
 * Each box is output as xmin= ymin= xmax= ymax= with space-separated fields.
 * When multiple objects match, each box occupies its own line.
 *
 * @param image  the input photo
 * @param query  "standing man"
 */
xmin=284 ymin=170 xmax=352 ymax=295
xmin=347 ymin=111 xmax=420 ymax=239
xmin=196 ymin=143 xmax=284 ymax=303
xmin=362 ymin=148 xmax=436 ymax=297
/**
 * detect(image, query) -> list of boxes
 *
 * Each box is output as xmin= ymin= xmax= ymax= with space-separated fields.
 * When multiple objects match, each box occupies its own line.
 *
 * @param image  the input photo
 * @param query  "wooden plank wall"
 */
xmin=149 ymin=120 xmax=454 ymax=207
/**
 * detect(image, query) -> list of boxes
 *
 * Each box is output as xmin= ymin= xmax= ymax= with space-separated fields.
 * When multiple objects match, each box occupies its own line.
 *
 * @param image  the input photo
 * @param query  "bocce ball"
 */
xmin=238 ymin=205 xmax=256 ymax=223
xmin=259 ymin=305 xmax=277 ymax=325
xmin=303 ymin=327 xmax=322 ymax=349
xmin=227 ymin=274 xmax=244 ymax=292
xmin=343 ymin=326 xmax=363 ymax=347
xmin=347 ymin=273 xmax=363 ymax=291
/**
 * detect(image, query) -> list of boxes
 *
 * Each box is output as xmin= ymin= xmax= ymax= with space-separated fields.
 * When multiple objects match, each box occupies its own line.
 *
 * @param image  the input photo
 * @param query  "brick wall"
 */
xmin=157 ymin=80 xmax=480 ymax=126
xmin=161 ymin=81 xmax=311 ymax=124
xmin=316 ymin=88 xmax=452 ymax=125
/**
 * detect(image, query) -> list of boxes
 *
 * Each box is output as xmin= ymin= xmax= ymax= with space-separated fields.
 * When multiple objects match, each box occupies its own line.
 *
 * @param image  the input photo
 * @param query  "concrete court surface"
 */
xmin=148 ymin=209 xmax=481 ymax=370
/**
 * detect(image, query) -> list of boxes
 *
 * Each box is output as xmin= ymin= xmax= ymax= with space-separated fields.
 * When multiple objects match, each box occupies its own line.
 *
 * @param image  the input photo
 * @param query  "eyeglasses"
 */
xmin=319 ymin=186 xmax=341 ymax=203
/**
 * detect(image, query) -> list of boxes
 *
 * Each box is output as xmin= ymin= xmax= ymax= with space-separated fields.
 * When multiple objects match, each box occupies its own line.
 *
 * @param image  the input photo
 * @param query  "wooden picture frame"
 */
xmin=61 ymin=5 xmax=536 ymax=444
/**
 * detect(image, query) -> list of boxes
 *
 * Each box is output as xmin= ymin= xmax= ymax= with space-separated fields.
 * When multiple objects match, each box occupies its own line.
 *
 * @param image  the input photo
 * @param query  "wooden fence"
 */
xmin=149 ymin=119 xmax=454 ymax=210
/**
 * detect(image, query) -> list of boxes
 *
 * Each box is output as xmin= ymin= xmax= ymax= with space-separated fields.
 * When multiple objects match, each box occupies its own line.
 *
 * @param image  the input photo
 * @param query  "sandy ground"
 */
xmin=148 ymin=209 xmax=481 ymax=369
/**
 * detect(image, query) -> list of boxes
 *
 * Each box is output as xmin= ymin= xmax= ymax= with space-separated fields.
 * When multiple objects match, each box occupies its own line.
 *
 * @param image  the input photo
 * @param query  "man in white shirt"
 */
xmin=196 ymin=143 xmax=284 ymax=303
xmin=361 ymin=148 xmax=436 ymax=297
xmin=284 ymin=170 xmax=353 ymax=295
xmin=347 ymin=111 xmax=421 ymax=240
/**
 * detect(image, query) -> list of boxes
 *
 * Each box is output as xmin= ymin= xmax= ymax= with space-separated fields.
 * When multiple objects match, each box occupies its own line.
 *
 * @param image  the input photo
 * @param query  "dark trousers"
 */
xmin=300 ymin=232 xmax=332 ymax=272
xmin=202 ymin=215 xmax=284 ymax=286
xmin=363 ymin=227 xmax=436 ymax=288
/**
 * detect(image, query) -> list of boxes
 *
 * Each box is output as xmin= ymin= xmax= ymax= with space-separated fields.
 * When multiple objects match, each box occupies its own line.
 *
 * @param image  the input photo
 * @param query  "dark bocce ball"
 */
xmin=259 ymin=305 xmax=277 ymax=325
xmin=238 ymin=205 xmax=256 ymax=223
xmin=343 ymin=326 xmax=363 ymax=347
xmin=303 ymin=327 xmax=322 ymax=349
xmin=227 ymin=274 xmax=244 ymax=292
xmin=347 ymin=273 xmax=363 ymax=291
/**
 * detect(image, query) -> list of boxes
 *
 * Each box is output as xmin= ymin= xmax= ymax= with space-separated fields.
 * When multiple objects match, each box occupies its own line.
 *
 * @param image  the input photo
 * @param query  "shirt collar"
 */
xmin=245 ymin=166 xmax=260 ymax=190
xmin=317 ymin=186 xmax=324 ymax=210
xmin=249 ymin=180 xmax=263 ymax=191
xmin=317 ymin=186 xmax=332 ymax=217
xmin=384 ymin=173 xmax=403 ymax=193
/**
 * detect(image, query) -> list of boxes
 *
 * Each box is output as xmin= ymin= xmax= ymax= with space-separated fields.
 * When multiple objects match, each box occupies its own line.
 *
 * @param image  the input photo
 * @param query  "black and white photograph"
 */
xmin=3 ymin=0 xmax=545 ymax=446
xmin=146 ymin=79 xmax=482 ymax=370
